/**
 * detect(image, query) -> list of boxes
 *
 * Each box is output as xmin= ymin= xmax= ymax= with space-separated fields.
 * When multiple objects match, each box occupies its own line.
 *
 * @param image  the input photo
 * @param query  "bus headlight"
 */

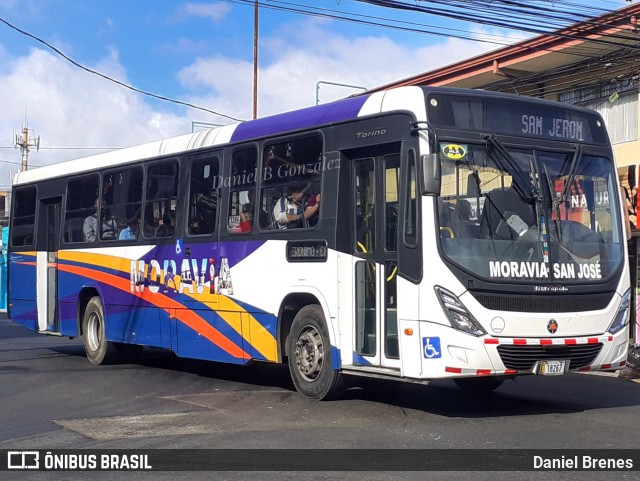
xmin=608 ymin=289 xmax=631 ymax=335
xmin=435 ymin=286 xmax=486 ymax=336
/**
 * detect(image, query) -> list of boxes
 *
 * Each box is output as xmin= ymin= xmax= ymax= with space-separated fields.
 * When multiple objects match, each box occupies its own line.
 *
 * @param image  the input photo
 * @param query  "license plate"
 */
xmin=537 ymin=360 xmax=567 ymax=376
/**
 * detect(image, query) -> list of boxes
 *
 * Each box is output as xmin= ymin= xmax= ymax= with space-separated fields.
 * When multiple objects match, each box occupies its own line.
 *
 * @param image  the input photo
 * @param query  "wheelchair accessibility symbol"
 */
xmin=422 ymin=337 xmax=441 ymax=359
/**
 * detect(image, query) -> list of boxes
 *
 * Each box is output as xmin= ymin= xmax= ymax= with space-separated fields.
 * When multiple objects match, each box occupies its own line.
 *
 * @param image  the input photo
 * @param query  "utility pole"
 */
xmin=253 ymin=0 xmax=259 ymax=119
xmin=14 ymin=123 xmax=40 ymax=172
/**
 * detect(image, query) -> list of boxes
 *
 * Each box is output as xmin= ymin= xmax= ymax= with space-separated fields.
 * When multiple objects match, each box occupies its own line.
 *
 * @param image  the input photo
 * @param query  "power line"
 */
xmin=223 ymin=0 xmax=517 ymax=47
xmin=0 ymin=159 xmax=42 ymax=167
xmin=0 ymin=146 xmax=121 ymax=151
xmin=0 ymin=17 xmax=244 ymax=123
xmin=352 ymin=0 xmax=640 ymax=51
xmin=226 ymin=0 xmax=640 ymax=60
xmin=228 ymin=0 xmax=526 ymax=44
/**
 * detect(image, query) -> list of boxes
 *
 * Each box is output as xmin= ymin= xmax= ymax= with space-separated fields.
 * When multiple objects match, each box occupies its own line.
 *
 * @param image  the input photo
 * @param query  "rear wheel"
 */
xmin=83 ymin=297 xmax=121 ymax=365
xmin=287 ymin=305 xmax=343 ymax=400
xmin=454 ymin=377 xmax=504 ymax=392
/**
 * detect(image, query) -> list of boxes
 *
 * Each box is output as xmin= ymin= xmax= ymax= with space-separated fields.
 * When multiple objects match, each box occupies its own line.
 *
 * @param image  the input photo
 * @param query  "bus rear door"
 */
xmin=36 ymin=196 xmax=61 ymax=333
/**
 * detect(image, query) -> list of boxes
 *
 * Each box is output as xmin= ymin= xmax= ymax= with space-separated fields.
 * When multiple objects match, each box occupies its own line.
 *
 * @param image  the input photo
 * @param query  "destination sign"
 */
xmin=521 ymin=115 xmax=583 ymax=140
xmin=427 ymin=94 xmax=608 ymax=144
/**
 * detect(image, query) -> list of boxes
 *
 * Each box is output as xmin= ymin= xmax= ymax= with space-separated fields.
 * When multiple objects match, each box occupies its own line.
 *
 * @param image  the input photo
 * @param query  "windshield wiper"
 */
xmin=528 ymin=150 xmax=544 ymax=203
xmin=483 ymin=134 xmax=536 ymax=202
xmin=558 ymin=143 xmax=583 ymax=206
xmin=543 ymin=160 xmax=563 ymax=241
xmin=545 ymin=144 xmax=583 ymax=243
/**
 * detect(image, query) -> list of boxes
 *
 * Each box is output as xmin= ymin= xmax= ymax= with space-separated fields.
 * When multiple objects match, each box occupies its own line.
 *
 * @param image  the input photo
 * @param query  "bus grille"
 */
xmin=470 ymin=292 xmax=613 ymax=313
xmin=497 ymin=343 xmax=603 ymax=371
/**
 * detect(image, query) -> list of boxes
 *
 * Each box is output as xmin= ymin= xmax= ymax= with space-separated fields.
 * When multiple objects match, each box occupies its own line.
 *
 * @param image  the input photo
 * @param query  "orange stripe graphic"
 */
xmin=58 ymin=263 xmax=249 ymax=359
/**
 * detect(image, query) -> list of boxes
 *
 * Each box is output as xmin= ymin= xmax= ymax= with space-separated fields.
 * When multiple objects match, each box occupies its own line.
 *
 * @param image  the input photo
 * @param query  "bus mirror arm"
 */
xmin=421 ymin=153 xmax=441 ymax=196
xmin=410 ymin=120 xmax=440 ymax=195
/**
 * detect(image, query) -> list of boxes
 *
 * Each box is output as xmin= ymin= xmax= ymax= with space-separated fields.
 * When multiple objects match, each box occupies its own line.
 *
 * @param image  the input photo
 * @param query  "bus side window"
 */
xmin=188 ymin=156 xmax=219 ymax=236
xmin=259 ymin=134 xmax=324 ymax=231
xmin=227 ymin=147 xmax=257 ymax=234
xmin=64 ymin=174 xmax=99 ymax=244
xmin=101 ymin=168 xmax=143 ymax=242
xmin=144 ymin=161 xmax=178 ymax=239
xmin=11 ymin=186 xmax=37 ymax=248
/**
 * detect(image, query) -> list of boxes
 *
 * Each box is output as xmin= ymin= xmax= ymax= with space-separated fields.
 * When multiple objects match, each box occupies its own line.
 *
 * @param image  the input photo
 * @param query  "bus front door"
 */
xmin=351 ymin=153 xmax=401 ymax=371
xmin=36 ymin=197 xmax=61 ymax=333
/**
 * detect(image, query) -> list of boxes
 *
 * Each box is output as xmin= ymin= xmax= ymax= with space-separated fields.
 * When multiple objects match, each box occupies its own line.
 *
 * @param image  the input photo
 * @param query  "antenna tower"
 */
xmin=14 ymin=121 xmax=40 ymax=171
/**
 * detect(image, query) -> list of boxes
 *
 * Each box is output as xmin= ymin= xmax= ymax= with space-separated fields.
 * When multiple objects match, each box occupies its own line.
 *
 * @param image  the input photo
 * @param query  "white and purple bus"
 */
xmin=8 ymin=86 xmax=630 ymax=399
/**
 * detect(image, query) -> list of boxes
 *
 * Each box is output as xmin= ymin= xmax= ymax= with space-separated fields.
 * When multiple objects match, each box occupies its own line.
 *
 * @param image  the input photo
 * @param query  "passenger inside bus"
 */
xmin=239 ymin=205 xmax=252 ymax=232
xmin=119 ymin=215 xmax=140 ymax=240
xmin=273 ymin=184 xmax=320 ymax=229
xmin=83 ymin=198 xmax=117 ymax=242
xmin=190 ymin=191 xmax=217 ymax=235
xmin=305 ymin=191 xmax=321 ymax=227
xmin=239 ymin=190 xmax=269 ymax=232
xmin=155 ymin=211 xmax=175 ymax=237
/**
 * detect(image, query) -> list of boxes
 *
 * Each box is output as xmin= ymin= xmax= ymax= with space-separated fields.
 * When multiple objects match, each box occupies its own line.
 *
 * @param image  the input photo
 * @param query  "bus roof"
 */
xmin=13 ymin=90 xmax=377 ymax=186
xmin=13 ymin=85 xmax=604 ymax=186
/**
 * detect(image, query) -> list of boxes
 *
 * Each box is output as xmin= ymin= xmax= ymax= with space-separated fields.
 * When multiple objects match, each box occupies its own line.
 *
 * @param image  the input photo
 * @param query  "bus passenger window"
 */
xmin=228 ymin=147 xmax=257 ymax=234
xmin=144 ymin=161 xmax=178 ymax=239
xmin=260 ymin=135 xmax=323 ymax=230
xmin=11 ymin=186 xmax=37 ymax=248
xmin=188 ymin=156 xmax=219 ymax=236
xmin=101 ymin=168 xmax=143 ymax=242
xmin=64 ymin=175 xmax=99 ymax=244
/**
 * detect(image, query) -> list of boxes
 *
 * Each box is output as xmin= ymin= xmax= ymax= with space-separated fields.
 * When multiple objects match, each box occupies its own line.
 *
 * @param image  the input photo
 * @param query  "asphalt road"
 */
xmin=1 ymin=315 xmax=639 ymax=481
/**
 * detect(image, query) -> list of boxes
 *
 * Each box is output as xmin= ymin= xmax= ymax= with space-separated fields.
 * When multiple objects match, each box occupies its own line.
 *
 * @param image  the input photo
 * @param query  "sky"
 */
xmin=0 ymin=0 xmax=633 ymax=186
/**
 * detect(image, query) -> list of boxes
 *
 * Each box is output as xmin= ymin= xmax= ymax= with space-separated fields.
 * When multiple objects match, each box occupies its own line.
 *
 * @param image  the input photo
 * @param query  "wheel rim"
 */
xmin=86 ymin=311 xmax=101 ymax=352
xmin=294 ymin=325 xmax=324 ymax=382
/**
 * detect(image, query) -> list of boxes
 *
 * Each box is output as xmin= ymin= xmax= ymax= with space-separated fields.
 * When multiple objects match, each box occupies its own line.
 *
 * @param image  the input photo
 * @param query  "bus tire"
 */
xmin=454 ymin=377 xmax=503 ymax=392
xmin=287 ymin=305 xmax=343 ymax=400
xmin=82 ymin=297 xmax=121 ymax=365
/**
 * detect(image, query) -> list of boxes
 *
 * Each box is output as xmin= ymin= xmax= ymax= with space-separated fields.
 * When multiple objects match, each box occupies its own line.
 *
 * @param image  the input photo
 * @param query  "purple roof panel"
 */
xmin=231 ymin=94 xmax=371 ymax=143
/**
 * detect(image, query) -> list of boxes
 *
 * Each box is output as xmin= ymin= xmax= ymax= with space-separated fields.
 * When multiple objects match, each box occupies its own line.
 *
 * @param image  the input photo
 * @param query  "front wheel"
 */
xmin=83 ymin=296 xmax=121 ymax=365
xmin=287 ymin=305 xmax=343 ymax=400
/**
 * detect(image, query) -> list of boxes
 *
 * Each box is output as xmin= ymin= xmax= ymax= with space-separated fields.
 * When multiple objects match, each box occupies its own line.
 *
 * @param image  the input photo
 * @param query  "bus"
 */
xmin=8 ymin=86 xmax=630 ymax=399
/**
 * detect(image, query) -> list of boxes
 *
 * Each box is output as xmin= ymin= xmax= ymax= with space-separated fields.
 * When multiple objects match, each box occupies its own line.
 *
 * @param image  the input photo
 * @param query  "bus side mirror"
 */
xmin=421 ymin=153 xmax=441 ymax=196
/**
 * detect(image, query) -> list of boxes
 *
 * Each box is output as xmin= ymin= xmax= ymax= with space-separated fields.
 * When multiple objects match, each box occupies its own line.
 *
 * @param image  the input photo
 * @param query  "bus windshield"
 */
xmin=437 ymin=141 xmax=623 ymax=284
